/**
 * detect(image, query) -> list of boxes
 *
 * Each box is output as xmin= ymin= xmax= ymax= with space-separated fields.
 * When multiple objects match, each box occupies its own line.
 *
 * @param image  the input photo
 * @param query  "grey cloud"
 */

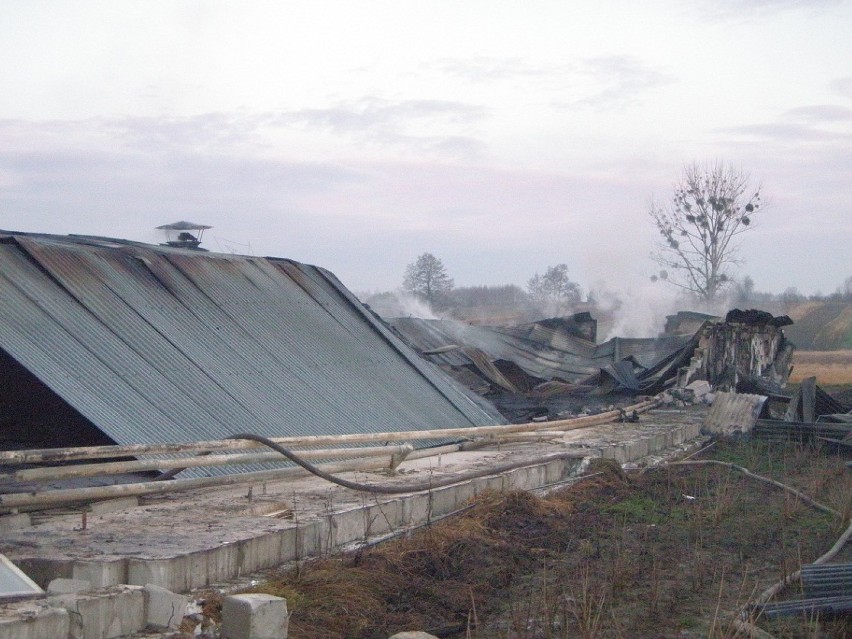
xmin=783 ymin=105 xmax=852 ymax=122
xmin=692 ymin=0 xmax=846 ymax=20
xmin=0 ymin=117 xmax=364 ymax=237
xmin=431 ymin=57 xmax=563 ymax=82
xmin=432 ymin=55 xmax=675 ymax=107
xmin=0 ymin=113 xmax=280 ymax=156
xmin=581 ymin=56 xmax=675 ymax=106
xmin=722 ymin=120 xmax=852 ymax=143
xmin=427 ymin=136 xmax=486 ymax=157
xmin=562 ymin=56 xmax=676 ymax=110
xmin=275 ymin=98 xmax=487 ymax=158
xmin=103 ymin=113 xmax=287 ymax=154
xmin=279 ymin=98 xmax=485 ymax=131
xmin=434 ymin=55 xmax=674 ymax=110
xmin=278 ymin=98 xmax=484 ymax=133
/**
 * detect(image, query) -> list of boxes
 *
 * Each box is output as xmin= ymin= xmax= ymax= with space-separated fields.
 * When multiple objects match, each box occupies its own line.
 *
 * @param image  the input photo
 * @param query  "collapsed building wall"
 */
xmin=676 ymin=310 xmax=794 ymax=393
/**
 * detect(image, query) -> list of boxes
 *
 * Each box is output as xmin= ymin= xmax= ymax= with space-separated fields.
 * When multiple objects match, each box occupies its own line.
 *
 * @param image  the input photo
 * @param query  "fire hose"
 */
xmin=228 ymin=432 xmax=579 ymax=495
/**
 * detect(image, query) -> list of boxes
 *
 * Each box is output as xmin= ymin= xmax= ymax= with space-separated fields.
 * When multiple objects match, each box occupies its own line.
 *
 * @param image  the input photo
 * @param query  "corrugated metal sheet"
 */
xmin=389 ymin=317 xmax=693 ymax=386
xmin=754 ymin=563 xmax=852 ymax=621
xmin=752 ymin=419 xmax=852 ymax=442
xmin=755 ymin=595 xmax=852 ymax=619
xmin=0 ymin=232 xmax=503 ymax=475
xmin=703 ymin=392 xmax=767 ymax=434
xmin=600 ymin=360 xmax=641 ymax=391
xmin=803 ymin=563 xmax=852 ymax=598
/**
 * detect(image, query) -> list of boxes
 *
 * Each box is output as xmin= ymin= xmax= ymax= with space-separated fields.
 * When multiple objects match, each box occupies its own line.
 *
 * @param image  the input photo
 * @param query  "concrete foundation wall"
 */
xmin=0 ymin=417 xmax=704 ymax=639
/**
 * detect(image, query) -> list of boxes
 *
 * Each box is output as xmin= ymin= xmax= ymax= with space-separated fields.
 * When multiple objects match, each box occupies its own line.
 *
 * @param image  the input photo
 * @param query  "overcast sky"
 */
xmin=1 ymin=0 xmax=850 ymax=300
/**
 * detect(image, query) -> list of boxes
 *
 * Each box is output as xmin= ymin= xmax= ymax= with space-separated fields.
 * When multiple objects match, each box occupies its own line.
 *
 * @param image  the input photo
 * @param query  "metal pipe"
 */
xmin=0 ymin=455 xmax=402 ymax=511
xmin=0 ymin=398 xmax=663 ymax=511
xmin=0 ymin=399 xmax=659 ymax=465
xmin=0 ymin=444 xmax=415 ymax=483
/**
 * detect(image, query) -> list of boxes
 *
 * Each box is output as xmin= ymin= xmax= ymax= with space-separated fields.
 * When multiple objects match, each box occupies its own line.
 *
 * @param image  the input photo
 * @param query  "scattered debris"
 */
xmin=703 ymin=392 xmax=768 ymax=435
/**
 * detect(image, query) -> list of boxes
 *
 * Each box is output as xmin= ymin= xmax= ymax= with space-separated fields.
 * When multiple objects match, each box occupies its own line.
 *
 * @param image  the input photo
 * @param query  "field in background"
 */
xmin=789 ymin=349 xmax=852 ymax=385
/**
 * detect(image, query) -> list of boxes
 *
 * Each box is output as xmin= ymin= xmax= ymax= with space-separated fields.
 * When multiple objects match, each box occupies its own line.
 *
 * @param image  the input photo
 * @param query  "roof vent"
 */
xmin=156 ymin=221 xmax=212 ymax=250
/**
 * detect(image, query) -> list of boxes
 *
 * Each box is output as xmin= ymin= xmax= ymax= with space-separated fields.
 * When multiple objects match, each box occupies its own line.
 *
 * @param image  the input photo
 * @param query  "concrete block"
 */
xmin=686 ymin=380 xmax=712 ymax=400
xmin=553 ymin=457 xmax=577 ymax=481
xmin=205 ymin=544 xmax=236 ymax=586
xmin=87 ymin=497 xmax=139 ymax=516
xmin=56 ymin=586 xmax=145 ymax=639
xmin=482 ymin=475 xmax=504 ymax=493
xmin=221 ymin=593 xmax=288 ymax=639
xmin=363 ymin=499 xmax=402 ymax=538
xmin=529 ymin=464 xmax=550 ymax=489
xmin=601 ymin=445 xmax=626 ymax=464
xmin=501 ymin=468 xmax=521 ymax=490
xmin=128 ymin=557 xmax=182 ymax=592
xmin=329 ymin=507 xmax=366 ymax=547
xmin=299 ymin=519 xmax=330 ymax=557
xmin=276 ymin=527 xmax=297 ymax=564
xmin=73 ymin=560 xmax=127 ymax=589
xmin=0 ymin=512 xmax=31 ymax=531
xmin=47 ymin=578 xmax=91 ymax=595
xmin=401 ymin=494 xmax=430 ymax=526
xmin=428 ymin=486 xmax=460 ymax=518
xmin=448 ymin=481 xmax=475 ymax=509
xmin=238 ymin=531 xmax=285 ymax=575
xmin=0 ymin=604 xmax=69 ymax=639
xmin=186 ymin=549 xmax=213 ymax=591
xmin=144 ymin=583 xmax=188 ymax=630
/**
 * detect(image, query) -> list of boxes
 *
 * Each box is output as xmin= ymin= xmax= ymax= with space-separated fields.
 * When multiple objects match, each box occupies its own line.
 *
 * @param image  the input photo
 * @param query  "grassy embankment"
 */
xmin=789 ymin=349 xmax=852 ymax=387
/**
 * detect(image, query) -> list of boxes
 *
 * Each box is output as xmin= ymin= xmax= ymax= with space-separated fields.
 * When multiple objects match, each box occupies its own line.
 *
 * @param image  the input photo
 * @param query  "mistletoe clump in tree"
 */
xmin=650 ymin=162 xmax=763 ymax=303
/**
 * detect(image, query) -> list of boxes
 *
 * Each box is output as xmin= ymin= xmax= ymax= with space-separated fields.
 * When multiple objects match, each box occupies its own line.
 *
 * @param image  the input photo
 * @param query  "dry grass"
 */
xmin=243 ymin=440 xmax=852 ymax=639
xmin=789 ymin=349 xmax=852 ymax=384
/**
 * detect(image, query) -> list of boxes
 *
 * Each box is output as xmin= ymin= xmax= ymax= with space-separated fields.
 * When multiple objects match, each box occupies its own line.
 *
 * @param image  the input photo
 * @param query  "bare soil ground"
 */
xmin=234 ymin=433 xmax=852 ymax=639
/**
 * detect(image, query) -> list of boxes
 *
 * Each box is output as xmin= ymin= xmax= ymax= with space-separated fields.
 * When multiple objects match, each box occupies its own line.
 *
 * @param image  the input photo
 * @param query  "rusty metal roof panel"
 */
xmin=388 ymin=318 xmax=692 ymax=386
xmin=0 ymin=233 xmax=501 ymax=474
xmin=390 ymin=318 xmax=600 ymax=381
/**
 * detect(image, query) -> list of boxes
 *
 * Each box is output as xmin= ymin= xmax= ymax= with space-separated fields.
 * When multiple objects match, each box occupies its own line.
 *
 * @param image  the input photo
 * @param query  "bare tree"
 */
xmin=650 ymin=162 xmax=763 ymax=302
xmin=527 ymin=264 xmax=582 ymax=312
xmin=403 ymin=253 xmax=454 ymax=306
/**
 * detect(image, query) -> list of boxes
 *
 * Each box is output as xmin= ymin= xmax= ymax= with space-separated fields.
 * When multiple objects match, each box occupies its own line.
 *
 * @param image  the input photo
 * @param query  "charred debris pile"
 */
xmin=387 ymin=309 xmax=801 ymax=423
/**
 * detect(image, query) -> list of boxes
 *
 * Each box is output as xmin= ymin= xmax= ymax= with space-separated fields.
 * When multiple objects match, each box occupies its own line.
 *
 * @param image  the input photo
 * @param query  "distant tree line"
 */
xmin=400 ymin=253 xmax=583 ymax=315
xmin=381 ymin=160 xmax=850 ymax=319
xmin=446 ymin=284 xmax=530 ymax=309
xmin=732 ymin=274 xmax=852 ymax=306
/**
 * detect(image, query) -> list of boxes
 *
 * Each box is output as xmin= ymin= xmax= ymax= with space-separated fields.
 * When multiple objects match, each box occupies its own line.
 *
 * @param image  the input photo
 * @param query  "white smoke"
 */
xmin=396 ymin=292 xmax=439 ymax=320
xmin=360 ymin=290 xmax=439 ymax=319
xmin=591 ymin=278 xmax=682 ymax=341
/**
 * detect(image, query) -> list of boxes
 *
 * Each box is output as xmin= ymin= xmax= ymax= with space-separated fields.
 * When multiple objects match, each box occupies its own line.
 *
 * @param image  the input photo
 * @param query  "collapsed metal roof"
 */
xmin=0 ymin=231 xmax=502 ymax=461
xmin=388 ymin=317 xmax=693 ymax=389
